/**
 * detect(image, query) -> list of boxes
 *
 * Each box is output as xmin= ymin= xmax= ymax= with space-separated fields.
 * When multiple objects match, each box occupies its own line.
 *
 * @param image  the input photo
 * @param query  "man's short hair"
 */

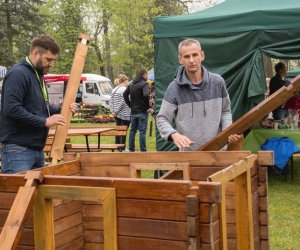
xmin=137 ymin=68 xmax=147 ymax=77
xmin=275 ymin=62 xmax=286 ymax=74
xmin=178 ymin=39 xmax=201 ymax=54
xmin=30 ymin=35 xmax=60 ymax=54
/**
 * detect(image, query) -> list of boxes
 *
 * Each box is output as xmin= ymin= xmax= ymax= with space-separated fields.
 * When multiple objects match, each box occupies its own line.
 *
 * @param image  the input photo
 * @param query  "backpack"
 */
xmin=261 ymin=137 xmax=300 ymax=170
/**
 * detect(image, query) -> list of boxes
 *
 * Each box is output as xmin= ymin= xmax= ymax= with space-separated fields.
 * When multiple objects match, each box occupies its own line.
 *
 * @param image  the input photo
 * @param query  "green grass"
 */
xmin=69 ymin=120 xmax=300 ymax=248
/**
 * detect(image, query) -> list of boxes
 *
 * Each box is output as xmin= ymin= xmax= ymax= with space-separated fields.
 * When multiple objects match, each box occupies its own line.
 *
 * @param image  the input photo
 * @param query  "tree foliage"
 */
xmin=0 ymin=0 xmax=216 ymax=79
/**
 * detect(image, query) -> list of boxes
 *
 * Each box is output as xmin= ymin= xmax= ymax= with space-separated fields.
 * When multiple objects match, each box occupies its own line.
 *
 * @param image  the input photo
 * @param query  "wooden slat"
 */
xmin=55 ymin=225 xmax=83 ymax=248
xmin=80 ymin=151 xmax=252 ymax=166
xmin=118 ymin=236 xmax=188 ymax=250
xmin=199 ymin=75 xmax=300 ymax=150
xmin=34 ymin=160 xmax=81 ymax=176
xmin=118 ymin=217 xmax=188 ymax=241
xmin=0 ymin=175 xmax=26 ymax=192
xmin=51 ymin=34 xmax=90 ymax=162
xmin=117 ymin=198 xmax=187 ymax=221
xmin=199 ymin=220 xmax=220 ymax=244
xmin=54 ymin=211 xmax=82 ymax=235
xmin=257 ymin=151 xmax=274 ymax=166
xmin=43 ymin=176 xmax=192 ymax=201
xmin=234 ymin=170 xmax=254 ymax=250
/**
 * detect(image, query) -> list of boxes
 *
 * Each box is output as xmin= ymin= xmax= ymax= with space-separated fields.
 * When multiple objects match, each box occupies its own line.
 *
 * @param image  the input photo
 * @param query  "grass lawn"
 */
xmin=70 ymin=120 xmax=300 ymax=249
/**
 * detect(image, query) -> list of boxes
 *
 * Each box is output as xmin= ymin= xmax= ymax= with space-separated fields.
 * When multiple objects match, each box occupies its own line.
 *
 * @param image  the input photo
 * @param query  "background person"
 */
xmin=269 ymin=62 xmax=289 ymax=123
xmin=156 ymin=38 xmax=240 ymax=151
xmin=109 ymin=74 xmax=131 ymax=147
xmin=0 ymin=35 xmax=78 ymax=174
xmin=123 ymin=68 xmax=150 ymax=152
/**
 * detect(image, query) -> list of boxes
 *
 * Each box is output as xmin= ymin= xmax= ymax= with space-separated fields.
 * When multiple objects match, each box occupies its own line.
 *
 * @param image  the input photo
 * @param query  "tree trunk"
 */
xmin=103 ymin=10 xmax=114 ymax=81
xmin=5 ymin=0 xmax=14 ymax=66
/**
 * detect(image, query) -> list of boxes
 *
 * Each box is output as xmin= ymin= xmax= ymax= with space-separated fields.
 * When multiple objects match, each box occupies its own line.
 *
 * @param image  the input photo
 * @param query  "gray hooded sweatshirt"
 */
xmin=156 ymin=65 xmax=232 ymax=151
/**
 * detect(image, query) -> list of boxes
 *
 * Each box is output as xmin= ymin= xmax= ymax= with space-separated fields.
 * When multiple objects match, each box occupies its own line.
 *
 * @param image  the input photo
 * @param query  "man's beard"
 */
xmin=35 ymin=58 xmax=49 ymax=75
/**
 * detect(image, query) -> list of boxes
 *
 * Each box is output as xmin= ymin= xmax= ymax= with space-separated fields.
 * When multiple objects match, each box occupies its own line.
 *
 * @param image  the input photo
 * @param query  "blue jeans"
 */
xmin=129 ymin=113 xmax=148 ymax=152
xmin=0 ymin=144 xmax=45 ymax=174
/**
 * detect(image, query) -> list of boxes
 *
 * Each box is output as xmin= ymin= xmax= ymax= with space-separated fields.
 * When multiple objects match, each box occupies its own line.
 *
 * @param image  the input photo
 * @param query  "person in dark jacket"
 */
xmin=269 ymin=62 xmax=289 ymax=121
xmin=0 ymin=35 xmax=78 ymax=173
xmin=123 ymin=68 xmax=150 ymax=151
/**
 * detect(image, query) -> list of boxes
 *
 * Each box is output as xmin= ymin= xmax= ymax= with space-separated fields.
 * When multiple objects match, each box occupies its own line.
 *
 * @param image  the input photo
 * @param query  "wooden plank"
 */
xmin=0 ymin=175 xmax=26 ymax=192
xmin=117 ymin=198 xmax=187 ymax=221
xmin=54 ymin=211 xmax=82 ymax=235
xmin=130 ymin=163 xmax=190 ymax=180
xmin=118 ymin=217 xmax=188 ymax=241
xmin=199 ymin=220 xmax=220 ymax=244
xmin=34 ymin=193 xmax=55 ymax=250
xmin=51 ymin=34 xmax=90 ymax=162
xmin=200 ymin=239 xmax=221 ymax=250
xmin=191 ymin=166 xmax=227 ymax=181
xmin=81 ymin=165 xmax=131 ymax=178
xmin=80 ymin=151 xmax=252 ymax=166
xmin=258 ymin=167 xmax=268 ymax=183
xmin=34 ymin=160 xmax=81 ymax=176
xmin=84 ymin=242 xmax=104 ymax=250
xmin=118 ymin=236 xmax=188 ymax=250
xmin=0 ymin=192 xmax=16 ymax=209
xmin=198 ymin=182 xmax=222 ymax=203
xmin=54 ymin=200 xmax=82 ymax=221
xmin=0 ymin=186 xmax=37 ymax=250
xmin=234 ymin=170 xmax=254 ymax=250
xmin=199 ymin=203 xmax=219 ymax=223
xmin=257 ymin=151 xmax=274 ymax=166
xmin=43 ymin=176 xmax=192 ymax=201
xmin=55 ymin=225 xmax=83 ymax=248
xmin=56 ymin=237 xmax=84 ymax=250
xmin=84 ymin=229 xmax=104 ymax=243
xmin=208 ymin=154 xmax=257 ymax=183
xmin=102 ymin=189 xmax=117 ymax=250
xmin=199 ymin=75 xmax=300 ymax=151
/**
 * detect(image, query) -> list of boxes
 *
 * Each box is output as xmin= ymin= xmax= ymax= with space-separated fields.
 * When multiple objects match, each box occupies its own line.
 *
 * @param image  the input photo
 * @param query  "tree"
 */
xmin=0 ymin=0 xmax=44 ymax=66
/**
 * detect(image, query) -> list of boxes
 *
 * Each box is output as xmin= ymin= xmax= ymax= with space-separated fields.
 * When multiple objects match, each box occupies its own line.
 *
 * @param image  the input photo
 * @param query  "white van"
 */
xmin=44 ymin=73 xmax=113 ymax=108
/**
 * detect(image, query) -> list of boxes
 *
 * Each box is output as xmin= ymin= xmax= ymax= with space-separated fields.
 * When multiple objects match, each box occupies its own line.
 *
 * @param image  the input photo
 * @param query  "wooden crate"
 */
xmin=0 ymin=151 xmax=270 ymax=250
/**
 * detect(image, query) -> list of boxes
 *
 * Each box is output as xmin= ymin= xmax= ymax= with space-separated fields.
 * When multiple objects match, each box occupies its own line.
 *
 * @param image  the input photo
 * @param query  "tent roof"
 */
xmin=153 ymin=0 xmax=300 ymax=38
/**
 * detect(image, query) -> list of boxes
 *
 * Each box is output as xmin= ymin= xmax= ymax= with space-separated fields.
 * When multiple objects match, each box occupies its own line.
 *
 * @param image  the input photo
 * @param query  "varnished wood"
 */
xmin=50 ymin=34 xmax=90 ymax=162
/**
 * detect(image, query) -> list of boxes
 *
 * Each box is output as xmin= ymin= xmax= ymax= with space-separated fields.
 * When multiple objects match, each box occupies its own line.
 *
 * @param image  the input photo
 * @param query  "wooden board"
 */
xmin=50 ymin=34 xmax=90 ymax=162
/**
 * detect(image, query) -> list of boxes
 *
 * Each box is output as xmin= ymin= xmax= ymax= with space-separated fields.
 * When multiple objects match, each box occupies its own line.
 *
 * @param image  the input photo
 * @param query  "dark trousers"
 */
xmin=115 ymin=117 xmax=130 ymax=145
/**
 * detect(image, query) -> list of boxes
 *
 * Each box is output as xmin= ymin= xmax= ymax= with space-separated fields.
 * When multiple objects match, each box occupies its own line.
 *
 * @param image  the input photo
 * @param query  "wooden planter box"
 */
xmin=0 ymin=151 xmax=271 ymax=250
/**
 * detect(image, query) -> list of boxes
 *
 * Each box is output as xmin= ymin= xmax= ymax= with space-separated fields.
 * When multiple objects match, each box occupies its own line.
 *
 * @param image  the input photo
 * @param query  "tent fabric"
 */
xmin=153 ymin=0 xmax=300 ymax=151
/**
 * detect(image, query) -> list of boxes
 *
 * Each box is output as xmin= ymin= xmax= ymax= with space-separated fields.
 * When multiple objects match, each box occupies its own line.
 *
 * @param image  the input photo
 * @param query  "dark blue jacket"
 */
xmin=0 ymin=60 xmax=58 ymax=149
xmin=123 ymin=75 xmax=150 ymax=114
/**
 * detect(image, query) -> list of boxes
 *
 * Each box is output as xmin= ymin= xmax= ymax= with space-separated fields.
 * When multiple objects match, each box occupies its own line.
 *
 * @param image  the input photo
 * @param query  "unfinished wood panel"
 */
xmin=118 ymin=236 xmax=188 ymax=250
xmin=118 ymin=217 xmax=188 ymax=241
xmin=80 ymin=151 xmax=251 ymax=166
xmin=117 ymin=198 xmax=187 ymax=221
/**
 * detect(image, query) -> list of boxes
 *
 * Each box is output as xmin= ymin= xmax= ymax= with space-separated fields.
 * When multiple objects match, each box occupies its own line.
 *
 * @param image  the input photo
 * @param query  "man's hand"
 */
xmin=45 ymin=114 xmax=66 ymax=128
xmin=70 ymin=102 xmax=79 ymax=114
xmin=171 ymin=132 xmax=195 ymax=149
xmin=228 ymin=134 xmax=242 ymax=144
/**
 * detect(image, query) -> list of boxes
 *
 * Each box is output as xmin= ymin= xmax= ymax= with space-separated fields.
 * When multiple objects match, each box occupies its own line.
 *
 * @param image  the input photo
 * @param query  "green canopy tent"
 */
xmin=153 ymin=0 xmax=300 ymax=151
xmin=287 ymin=67 xmax=300 ymax=78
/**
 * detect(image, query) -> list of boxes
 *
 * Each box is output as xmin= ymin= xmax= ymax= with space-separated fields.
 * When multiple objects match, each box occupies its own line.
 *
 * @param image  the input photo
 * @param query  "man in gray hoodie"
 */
xmin=156 ymin=38 xmax=240 ymax=151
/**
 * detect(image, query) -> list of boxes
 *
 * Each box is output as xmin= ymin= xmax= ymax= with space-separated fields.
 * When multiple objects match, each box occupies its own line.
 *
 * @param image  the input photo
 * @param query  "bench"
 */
xmin=44 ymin=136 xmax=72 ymax=154
xmin=67 ymin=125 xmax=128 ymax=152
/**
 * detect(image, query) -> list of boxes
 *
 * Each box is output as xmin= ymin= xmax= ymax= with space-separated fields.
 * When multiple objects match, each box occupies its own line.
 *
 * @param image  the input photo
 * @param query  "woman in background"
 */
xmin=109 ymin=74 xmax=131 ymax=147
